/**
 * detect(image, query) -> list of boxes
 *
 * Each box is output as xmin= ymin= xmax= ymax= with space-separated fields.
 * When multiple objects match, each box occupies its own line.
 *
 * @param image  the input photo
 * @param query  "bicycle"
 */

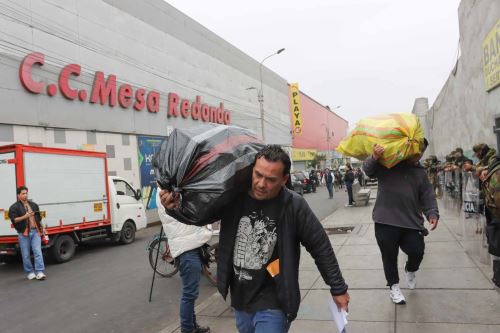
xmin=147 ymin=228 xmax=219 ymax=286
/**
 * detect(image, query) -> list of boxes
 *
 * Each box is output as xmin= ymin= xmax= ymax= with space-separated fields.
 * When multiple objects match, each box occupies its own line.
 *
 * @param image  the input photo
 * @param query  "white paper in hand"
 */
xmin=328 ymin=298 xmax=348 ymax=333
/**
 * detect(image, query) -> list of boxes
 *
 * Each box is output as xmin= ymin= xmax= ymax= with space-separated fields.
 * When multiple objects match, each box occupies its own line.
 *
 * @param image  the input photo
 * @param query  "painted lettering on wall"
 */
xmin=482 ymin=19 xmax=500 ymax=92
xmin=18 ymin=52 xmax=231 ymax=125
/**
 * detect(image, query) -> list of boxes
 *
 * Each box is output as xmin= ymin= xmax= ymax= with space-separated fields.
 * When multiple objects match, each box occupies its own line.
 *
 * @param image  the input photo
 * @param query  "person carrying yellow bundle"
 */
xmin=337 ymin=113 xmax=425 ymax=168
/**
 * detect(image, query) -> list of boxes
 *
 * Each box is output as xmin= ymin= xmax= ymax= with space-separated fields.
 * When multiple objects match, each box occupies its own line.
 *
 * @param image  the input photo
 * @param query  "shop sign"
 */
xmin=289 ymin=83 xmax=303 ymax=135
xmin=137 ymin=136 xmax=165 ymax=210
xmin=291 ymin=148 xmax=316 ymax=161
xmin=482 ymin=19 xmax=500 ymax=91
xmin=18 ymin=52 xmax=231 ymax=124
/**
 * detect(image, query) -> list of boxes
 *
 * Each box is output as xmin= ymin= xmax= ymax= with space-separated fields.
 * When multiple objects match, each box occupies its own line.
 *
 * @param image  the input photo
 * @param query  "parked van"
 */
xmin=0 ymin=144 xmax=147 ymax=263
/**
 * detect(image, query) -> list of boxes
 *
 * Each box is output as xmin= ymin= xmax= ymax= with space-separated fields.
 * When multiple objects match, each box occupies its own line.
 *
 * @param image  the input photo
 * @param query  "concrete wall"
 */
xmin=0 ymin=0 xmax=291 ymax=145
xmin=423 ymin=0 xmax=500 ymax=159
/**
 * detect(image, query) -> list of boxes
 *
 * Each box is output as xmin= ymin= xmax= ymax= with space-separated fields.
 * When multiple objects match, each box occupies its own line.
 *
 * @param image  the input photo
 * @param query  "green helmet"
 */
xmin=473 ymin=143 xmax=487 ymax=153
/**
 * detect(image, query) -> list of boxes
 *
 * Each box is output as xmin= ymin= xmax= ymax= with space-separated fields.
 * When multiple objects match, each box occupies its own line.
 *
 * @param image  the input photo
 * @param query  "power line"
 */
xmin=0 ymin=4 xmax=289 ymax=125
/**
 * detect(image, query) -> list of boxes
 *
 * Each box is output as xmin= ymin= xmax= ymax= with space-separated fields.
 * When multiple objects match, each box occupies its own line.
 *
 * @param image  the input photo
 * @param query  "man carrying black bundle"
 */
xmin=160 ymin=145 xmax=349 ymax=333
xmin=363 ymin=139 xmax=439 ymax=304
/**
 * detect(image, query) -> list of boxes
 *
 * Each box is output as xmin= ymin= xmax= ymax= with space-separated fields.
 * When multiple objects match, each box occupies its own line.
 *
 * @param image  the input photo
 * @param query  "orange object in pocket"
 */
xmin=266 ymin=259 xmax=280 ymax=278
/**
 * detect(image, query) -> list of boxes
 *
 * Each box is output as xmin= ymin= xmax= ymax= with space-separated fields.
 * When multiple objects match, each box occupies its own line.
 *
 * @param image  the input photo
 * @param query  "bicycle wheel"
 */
xmin=203 ymin=243 xmax=218 ymax=286
xmin=148 ymin=237 xmax=179 ymax=277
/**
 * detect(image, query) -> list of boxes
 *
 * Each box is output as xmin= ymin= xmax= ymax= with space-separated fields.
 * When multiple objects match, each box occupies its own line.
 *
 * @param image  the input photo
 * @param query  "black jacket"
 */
xmin=8 ymin=200 xmax=42 ymax=233
xmin=344 ymin=169 xmax=355 ymax=183
xmin=217 ymin=188 xmax=348 ymax=321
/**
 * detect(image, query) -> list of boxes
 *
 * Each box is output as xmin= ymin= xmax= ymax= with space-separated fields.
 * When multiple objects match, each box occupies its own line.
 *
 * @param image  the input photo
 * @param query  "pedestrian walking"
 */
xmin=160 ymin=145 xmax=349 ymax=333
xmin=8 ymin=186 xmax=47 ymax=280
xmin=344 ymin=164 xmax=355 ymax=207
xmin=363 ymin=141 xmax=439 ymax=304
xmin=157 ymin=192 xmax=212 ymax=333
xmin=356 ymin=168 xmax=364 ymax=187
xmin=325 ymin=168 xmax=334 ymax=199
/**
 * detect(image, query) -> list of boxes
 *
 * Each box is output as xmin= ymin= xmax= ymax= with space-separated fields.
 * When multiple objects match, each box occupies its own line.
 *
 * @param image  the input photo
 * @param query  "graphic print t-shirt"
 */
xmin=230 ymin=193 xmax=281 ymax=312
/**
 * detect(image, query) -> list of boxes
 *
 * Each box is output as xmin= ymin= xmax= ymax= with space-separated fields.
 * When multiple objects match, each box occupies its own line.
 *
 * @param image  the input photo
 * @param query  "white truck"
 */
xmin=0 ymin=144 xmax=147 ymax=263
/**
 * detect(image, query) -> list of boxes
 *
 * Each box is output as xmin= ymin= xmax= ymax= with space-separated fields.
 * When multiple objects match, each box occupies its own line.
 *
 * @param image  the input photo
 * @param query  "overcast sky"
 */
xmin=166 ymin=0 xmax=461 ymax=126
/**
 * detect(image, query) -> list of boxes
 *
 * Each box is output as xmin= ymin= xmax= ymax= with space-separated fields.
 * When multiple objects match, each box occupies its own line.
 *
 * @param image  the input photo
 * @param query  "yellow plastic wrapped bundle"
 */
xmin=336 ymin=113 xmax=425 ymax=168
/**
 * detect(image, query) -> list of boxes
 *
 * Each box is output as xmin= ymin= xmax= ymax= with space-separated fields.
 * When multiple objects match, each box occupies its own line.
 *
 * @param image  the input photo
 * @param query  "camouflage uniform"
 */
xmin=444 ymin=154 xmax=457 ymax=196
xmin=453 ymin=148 xmax=467 ymax=202
xmin=473 ymin=143 xmax=496 ymax=174
xmin=482 ymin=156 xmax=500 ymax=287
xmin=426 ymin=155 xmax=442 ymax=199
xmin=453 ymin=148 xmax=467 ymax=169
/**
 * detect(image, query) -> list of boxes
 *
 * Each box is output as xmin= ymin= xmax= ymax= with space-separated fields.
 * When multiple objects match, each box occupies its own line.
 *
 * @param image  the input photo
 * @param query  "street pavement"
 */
xmin=161 ymin=188 xmax=500 ymax=333
xmin=0 ymin=185 xmax=342 ymax=333
xmin=0 ymin=225 xmax=217 ymax=333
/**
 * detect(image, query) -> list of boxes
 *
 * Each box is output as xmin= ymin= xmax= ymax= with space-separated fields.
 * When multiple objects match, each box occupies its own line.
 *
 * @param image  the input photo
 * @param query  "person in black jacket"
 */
xmin=160 ymin=145 xmax=349 ymax=333
xmin=8 ymin=186 xmax=46 ymax=280
xmin=344 ymin=164 xmax=355 ymax=207
xmin=324 ymin=168 xmax=334 ymax=198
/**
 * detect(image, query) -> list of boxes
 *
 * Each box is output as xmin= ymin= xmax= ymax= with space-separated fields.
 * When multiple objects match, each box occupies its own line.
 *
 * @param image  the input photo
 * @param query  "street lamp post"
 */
xmin=321 ymin=123 xmax=333 ymax=168
xmin=258 ymin=48 xmax=285 ymax=142
xmin=323 ymin=105 xmax=341 ymax=168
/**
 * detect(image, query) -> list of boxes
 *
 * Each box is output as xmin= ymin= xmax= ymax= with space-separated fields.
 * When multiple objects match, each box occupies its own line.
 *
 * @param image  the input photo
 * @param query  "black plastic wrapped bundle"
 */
xmin=153 ymin=124 xmax=264 ymax=225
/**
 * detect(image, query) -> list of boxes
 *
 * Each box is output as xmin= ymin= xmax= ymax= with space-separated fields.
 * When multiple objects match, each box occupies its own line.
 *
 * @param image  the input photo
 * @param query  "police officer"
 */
xmin=482 ymin=156 xmax=500 ymax=287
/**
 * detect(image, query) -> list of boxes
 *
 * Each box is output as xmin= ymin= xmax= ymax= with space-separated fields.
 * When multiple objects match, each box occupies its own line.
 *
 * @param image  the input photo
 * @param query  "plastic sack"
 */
xmin=153 ymin=124 xmax=264 ymax=225
xmin=336 ymin=113 xmax=425 ymax=168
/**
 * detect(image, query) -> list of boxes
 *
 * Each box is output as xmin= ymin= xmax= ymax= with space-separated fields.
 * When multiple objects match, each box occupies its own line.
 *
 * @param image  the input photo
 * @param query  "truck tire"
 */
xmin=51 ymin=234 xmax=76 ymax=263
xmin=0 ymin=254 xmax=20 ymax=264
xmin=120 ymin=221 xmax=136 ymax=244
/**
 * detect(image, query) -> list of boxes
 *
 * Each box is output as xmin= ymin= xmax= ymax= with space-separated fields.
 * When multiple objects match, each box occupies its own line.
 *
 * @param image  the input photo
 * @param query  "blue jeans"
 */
xmin=346 ymin=181 xmax=354 ymax=205
xmin=18 ymin=230 xmax=45 ymax=274
xmin=178 ymin=248 xmax=202 ymax=333
xmin=326 ymin=183 xmax=334 ymax=198
xmin=234 ymin=309 xmax=290 ymax=333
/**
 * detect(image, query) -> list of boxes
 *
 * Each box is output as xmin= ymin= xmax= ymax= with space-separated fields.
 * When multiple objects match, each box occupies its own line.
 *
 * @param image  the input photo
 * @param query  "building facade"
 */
xmin=289 ymin=86 xmax=349 ymax=171
xmin=0 ymin=0 xmax=291 ymax=222
xmin=417 ymin=0 xmax=500 ymax=159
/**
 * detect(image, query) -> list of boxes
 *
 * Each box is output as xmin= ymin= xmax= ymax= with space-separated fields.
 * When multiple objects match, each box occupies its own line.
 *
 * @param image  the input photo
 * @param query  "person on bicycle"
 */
xmin=157 ymin=191 xmax=212 ymax=333
xmin=160 ymin=145 xmax=349 ymax=333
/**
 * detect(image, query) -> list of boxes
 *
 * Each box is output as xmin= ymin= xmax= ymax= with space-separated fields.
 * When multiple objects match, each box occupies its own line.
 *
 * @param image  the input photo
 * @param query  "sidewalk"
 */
xmin=160 ymin=191 xmax=500 ymax=333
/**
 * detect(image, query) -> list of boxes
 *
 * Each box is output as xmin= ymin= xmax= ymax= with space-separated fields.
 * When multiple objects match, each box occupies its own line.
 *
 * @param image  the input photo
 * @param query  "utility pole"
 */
xmin=258 ymin=48 xmax=285 ymax=142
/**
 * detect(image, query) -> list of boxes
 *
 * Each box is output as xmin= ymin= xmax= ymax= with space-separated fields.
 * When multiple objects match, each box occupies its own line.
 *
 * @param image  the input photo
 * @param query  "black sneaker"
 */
xmin=182 ymin=325 xmax=210 ymax=333
xmin=194 ymin=325 xmax=210 ymax=333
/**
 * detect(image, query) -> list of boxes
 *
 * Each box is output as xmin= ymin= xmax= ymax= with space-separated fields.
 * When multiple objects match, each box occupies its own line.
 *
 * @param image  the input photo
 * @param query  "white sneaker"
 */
xmin=405 ymin=268 xmax=416 ymax=289
xmin=27 ymin=272 xmax=36 ymax=280
xmin=389 ymin=284 xmax=406 ymax=304
xmin=36 ymin=272 xmax=46 ymax=280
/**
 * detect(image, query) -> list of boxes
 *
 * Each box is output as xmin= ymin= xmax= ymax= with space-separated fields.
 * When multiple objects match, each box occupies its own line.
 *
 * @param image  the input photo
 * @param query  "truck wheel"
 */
xmin=0 ymin=254 xmax=20 ymax=264
xmin=51 ymin=235 xmax=76 ymax=263
xmin=120 ymin=221 xmax=136 ymax=244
